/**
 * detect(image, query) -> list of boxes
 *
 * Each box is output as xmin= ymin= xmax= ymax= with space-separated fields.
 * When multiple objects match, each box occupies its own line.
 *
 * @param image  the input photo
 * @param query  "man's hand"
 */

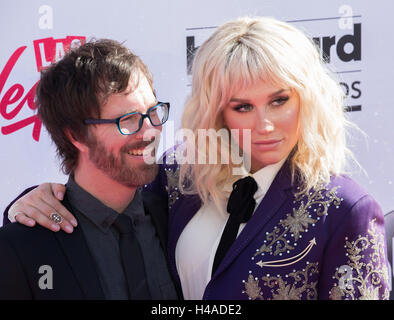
xmin=8 ymin=183 xmax=77 ymax=233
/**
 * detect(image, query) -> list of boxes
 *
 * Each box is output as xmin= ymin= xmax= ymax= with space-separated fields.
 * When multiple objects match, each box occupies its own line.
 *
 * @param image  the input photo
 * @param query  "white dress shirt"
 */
xmin=175 ymin=158 xmax=286 ymax=300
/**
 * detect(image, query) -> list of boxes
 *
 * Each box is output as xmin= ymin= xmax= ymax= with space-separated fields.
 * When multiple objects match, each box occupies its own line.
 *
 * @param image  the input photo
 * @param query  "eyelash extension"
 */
xmin=271 ymin=96 xmax=289 ymax=106
xmin=233 ymin=104 xmax=253 ymax=112
xmin=232 ymin=95 xmax=290 ymax=112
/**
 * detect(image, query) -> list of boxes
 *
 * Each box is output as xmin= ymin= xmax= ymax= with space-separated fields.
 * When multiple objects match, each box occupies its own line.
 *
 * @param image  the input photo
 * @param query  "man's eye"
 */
xmin=233 ymin=104 xmax=253 ymax=112
xmin=120 ymin=113 xmax=139 ymax=123
xmin=271 ymin=96 xmax=289 ymax=106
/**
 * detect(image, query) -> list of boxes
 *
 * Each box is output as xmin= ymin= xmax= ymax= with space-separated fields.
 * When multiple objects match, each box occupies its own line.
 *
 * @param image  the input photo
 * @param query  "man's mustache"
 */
xmin=122 ymin=138 xmax=157 ymax=151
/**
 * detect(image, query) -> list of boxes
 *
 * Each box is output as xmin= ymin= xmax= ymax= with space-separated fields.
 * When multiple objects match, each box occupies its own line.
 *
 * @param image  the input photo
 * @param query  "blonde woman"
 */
xmin=3 ymin=17 xmax=389 ymax=300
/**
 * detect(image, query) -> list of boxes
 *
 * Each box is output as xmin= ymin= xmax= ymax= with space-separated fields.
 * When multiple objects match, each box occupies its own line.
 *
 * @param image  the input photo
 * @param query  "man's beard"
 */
xmin=86 ymin=136 xmax=158 ymax=188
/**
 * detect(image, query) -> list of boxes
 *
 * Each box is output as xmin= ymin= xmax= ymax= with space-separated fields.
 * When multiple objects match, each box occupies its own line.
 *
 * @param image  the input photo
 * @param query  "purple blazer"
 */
xmin=147 ymin=149 xmax=390 ymax=300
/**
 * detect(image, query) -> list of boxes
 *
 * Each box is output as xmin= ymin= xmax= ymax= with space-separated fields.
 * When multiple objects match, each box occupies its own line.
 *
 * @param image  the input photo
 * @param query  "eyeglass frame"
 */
xmin=83 ymin=102 xmax=170 ymax=135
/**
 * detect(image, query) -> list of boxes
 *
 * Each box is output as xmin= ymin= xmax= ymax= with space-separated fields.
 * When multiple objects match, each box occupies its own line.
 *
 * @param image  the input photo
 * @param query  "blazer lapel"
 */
xmin=168 ymin=194 xmax=202 ymax=251
xmin=210 ymin=164 xmax=293 ymax=280
xmin=167 ymin=194 xmax=201 ymax=288
xmin=54 ymin=196 xmax=105 ymax=299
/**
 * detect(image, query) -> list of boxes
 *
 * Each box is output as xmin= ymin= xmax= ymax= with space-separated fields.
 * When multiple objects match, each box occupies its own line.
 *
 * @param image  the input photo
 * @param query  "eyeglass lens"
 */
xmin=119 ymin=103 xmax=168 ymax=135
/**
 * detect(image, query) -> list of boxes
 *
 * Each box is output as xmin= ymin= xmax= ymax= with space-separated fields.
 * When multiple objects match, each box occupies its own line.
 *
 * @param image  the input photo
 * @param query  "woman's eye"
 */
xmin=271 ymin=96 xmax=289 ymax=106
xmin=233 ymin=104 xmax=253 ymax=112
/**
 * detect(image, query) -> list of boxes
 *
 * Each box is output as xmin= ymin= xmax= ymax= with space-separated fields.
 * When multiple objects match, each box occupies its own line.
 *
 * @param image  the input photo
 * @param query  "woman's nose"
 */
xmin=255 ymin=108 xmax=275 ymax=134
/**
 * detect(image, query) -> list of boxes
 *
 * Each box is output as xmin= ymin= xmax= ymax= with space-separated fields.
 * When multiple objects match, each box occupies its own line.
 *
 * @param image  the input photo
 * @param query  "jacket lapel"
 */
xmin=168 ymin=195 xmax=202 ymax=251
xmin=54 ymin=196 xmax=105 ymax=299
xmin=210 ymin=164 xmax=293 ymax=281
xmin=167 ymin=194 xmax=202 ymax=289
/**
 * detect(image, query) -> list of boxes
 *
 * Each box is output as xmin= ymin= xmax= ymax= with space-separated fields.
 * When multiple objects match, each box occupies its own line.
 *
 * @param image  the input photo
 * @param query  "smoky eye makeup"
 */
xmin=232 ymin=103 xmax=254 ymax=112
xmin=228 ymin=88 xmax=292 ymax=111
xmin=271 ymin=95 xmax=290 ymax=106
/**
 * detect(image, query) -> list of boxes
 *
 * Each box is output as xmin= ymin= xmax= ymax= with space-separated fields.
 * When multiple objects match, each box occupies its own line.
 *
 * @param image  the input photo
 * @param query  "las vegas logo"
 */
xmin=0 ymin=36 xmax=85 ymax=141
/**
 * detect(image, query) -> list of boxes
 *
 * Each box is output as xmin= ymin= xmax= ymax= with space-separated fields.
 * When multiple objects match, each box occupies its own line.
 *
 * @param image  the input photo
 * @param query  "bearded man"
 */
xmin=0 ymin=39 xmax=179 ymax=300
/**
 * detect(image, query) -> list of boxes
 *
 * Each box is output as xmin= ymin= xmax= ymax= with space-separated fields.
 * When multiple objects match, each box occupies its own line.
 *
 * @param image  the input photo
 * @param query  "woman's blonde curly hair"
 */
xmin=179 ymin=16 xmax=360 ymax=209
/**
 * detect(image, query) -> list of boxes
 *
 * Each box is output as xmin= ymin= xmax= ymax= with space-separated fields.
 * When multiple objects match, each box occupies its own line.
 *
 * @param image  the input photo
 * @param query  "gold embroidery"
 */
xmin=242 ymin=275 xmax=264 ymax=300
xmin=254 ymin=184 xmax=341 ymax=257
xmin=262 ymin=263 xmax=319 ymax=300
xmin=165 ymin=167 xmax=180 ymax=191
xmin=243 ymin=262 xmax=319 ymax=300
xmin=244 ymin=185 xmax=342 ymax=300
xmin=280 ymin=204 xmax=317 ymax=241
xmin=256 ymin=238 xmax=316 ymax=268
xmin=165 ymin=166 xmax=181 ymax=207
xmin=329 ymin=219 xmax=389 ymax=300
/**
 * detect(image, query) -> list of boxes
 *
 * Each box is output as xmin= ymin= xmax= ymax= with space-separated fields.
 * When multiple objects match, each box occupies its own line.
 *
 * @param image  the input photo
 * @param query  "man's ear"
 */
xmin=65 ymin=129 xmax=89 ymax=153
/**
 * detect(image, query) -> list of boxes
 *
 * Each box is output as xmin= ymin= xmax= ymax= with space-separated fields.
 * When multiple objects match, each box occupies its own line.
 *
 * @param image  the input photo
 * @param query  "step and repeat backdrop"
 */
xmin=0 ymin=0 xmax=393 ymax=224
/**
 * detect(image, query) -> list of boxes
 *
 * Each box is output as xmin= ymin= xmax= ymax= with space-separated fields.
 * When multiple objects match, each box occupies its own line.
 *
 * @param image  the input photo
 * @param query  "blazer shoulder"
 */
xmin=323 ymin=175 xmax=384 ymax=235
xmin=0 ymin=222 xmax=58 ymax=251
xmin=289 ymin=174 xmax=375 ymax=215
xmin=290 ymin=174 xmax=383 ymax=233
xmin=327 ymin=174 xmax=376 ymax=210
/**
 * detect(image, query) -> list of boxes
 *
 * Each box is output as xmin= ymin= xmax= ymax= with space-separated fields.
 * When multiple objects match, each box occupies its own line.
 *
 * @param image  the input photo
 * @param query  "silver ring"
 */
xmin=50 ymin=213 xmax=63 ymax=224
xmin=8 ymin=211 xmax=22 ymax=223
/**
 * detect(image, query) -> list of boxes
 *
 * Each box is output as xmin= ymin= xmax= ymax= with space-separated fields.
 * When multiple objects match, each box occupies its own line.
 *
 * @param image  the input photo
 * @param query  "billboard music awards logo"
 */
xmin=0 ymin=36 xmax=86 ymax=141
xmin=186 ymin=10 xmax=362 ymax=113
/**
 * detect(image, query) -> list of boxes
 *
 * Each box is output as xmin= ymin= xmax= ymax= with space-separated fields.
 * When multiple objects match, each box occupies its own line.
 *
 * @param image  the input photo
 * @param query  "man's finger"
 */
xmin=14 ymin=212 xmax=36 ymax=227
xmin=39 ymin=193 xmax=77 ymax=228
xmin=22 ymin=200 xmax=73 ymax=233
xmin=51 ymin=183 xmax=66 ymax=201
xmin=15 ymin=202 xmax=60 ymax=232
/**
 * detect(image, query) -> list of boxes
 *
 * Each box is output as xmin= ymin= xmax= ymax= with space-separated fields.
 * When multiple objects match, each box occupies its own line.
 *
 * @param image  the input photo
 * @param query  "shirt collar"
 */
xmin=252 ymin=157 xmax=286 ymax=200
xmin=223 ymin=157 xmax=287 ymax=201
xmin=66 ymin=175 xmax=145 ymax=233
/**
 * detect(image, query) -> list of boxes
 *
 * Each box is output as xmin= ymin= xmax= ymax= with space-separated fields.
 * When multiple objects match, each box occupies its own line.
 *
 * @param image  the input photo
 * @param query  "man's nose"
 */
xmin=135 ymin=116 xmax=161 ymax=140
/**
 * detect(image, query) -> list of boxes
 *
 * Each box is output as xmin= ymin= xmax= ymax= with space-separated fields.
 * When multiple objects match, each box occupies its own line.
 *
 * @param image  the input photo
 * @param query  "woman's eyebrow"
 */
xmin=229 ymin=97 xmax=250 ymax=103
xmin=229 ymin=89 xmax=289 ymax=103
xmin=268 ymin=89 xmax=289 ymax=98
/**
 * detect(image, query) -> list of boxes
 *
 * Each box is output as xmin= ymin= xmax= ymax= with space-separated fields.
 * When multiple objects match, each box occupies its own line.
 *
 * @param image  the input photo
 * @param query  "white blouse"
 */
xmin=175 ymin=159 xmax=286 ymax=300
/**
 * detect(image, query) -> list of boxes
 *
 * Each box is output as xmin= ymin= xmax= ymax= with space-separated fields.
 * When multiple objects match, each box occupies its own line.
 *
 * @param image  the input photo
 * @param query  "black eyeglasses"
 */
xmin=84 ymin=102 xmax=170 ymax=135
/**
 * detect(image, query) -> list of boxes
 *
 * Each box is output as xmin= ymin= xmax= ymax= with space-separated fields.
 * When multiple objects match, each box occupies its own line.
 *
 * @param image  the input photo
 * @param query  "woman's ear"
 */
xmin=65 ymin=129 xmax=89 ymax=153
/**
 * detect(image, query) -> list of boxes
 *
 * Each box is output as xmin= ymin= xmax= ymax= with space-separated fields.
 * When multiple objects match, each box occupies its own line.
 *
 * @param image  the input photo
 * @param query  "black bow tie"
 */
xmin=212 ymin=176 xmax=258 ymax=276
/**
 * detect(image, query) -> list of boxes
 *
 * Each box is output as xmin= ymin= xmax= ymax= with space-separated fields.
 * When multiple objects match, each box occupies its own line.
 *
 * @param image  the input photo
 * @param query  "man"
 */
xmin=0 ymin=39 xmax=179 ymax=300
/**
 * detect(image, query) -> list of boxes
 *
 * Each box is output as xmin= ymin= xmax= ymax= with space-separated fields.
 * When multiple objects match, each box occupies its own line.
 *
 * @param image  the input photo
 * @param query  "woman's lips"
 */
xmin=253 ymin=139 xmax=283 ymax=151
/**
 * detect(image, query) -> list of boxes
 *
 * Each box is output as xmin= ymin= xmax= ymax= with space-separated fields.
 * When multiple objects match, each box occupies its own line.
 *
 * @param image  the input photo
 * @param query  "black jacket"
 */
xmin=0 ymin=187 xmax=181 ymax=300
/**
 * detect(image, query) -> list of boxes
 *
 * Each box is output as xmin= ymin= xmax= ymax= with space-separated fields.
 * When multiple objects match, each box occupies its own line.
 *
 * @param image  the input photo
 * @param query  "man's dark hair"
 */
xmin=36 ymin=39 xmax=153 ymax=174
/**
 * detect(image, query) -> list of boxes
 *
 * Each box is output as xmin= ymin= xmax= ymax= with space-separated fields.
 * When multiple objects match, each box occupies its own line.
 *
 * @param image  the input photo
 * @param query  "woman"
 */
xmin=4 ymin=17 xmax=389 ymax=300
